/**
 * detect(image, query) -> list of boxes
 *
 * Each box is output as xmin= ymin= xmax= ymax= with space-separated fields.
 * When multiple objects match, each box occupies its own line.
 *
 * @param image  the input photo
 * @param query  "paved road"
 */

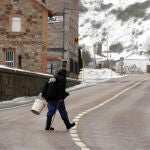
xmin=78 ymin=74 xmax=150 ymax=150
xmin=0 ymin=74 xmax=149 ymax=150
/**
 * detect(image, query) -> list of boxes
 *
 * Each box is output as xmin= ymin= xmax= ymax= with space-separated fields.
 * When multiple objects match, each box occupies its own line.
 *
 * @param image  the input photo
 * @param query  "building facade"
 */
xmin=0 ymin=0 xmax=52 ymax=73
xmin=39 ymin=0 xmax=79 ymax=77
xmin=93 ymin=42 xmax=102 ymax=56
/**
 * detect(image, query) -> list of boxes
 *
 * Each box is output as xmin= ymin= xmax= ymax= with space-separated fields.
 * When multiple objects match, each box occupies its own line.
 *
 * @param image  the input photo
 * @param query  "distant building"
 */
xmin=121 ymin=54 xmax=149 ymax=73
xmin=103 ymin=53 xmax=150 ymax=73
xmin=39 ymin=0 xmax=79 ymax=77
xmin=0 ymin=0 xmax=52 ymax=73
xmin=93 ymin=42 xmax=102 ymax=56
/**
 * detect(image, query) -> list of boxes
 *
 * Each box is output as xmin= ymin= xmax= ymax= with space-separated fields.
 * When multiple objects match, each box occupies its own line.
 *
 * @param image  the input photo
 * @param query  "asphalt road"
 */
xmin=0 ymin=74 xmax=149 ymax=150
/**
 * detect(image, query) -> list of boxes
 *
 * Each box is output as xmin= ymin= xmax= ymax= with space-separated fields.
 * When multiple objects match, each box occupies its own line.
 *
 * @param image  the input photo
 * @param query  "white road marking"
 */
xmin=70 ymin=77 xmax=150 ymax=150
xmin=70 ymin=133 xmax=79 ymax=138
xmin=75 ymin=142 xmax=87 ymax=148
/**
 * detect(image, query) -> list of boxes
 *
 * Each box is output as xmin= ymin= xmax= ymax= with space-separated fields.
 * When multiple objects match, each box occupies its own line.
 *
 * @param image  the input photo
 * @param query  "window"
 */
xmin=47 ymin=60 xmax=61 ymax=74
xmin=5 ymin=50 xmax=14 ymax=68
xmin=12 ymin=17 xmax=21 ymax=32
xmin=70 ymin=59 xmax=74 ymax=73
xmin=13 ymin=0 xmax=20 ymax=4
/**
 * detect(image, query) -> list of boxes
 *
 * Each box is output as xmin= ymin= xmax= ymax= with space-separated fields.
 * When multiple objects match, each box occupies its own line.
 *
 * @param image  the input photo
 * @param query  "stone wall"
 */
xmin=0 ymin=67 xmax=80 ymax=101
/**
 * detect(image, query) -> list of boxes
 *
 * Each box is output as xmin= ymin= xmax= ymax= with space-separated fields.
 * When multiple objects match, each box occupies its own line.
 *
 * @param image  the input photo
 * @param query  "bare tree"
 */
xmin=82 ymin=50 xmax=91 ymax=67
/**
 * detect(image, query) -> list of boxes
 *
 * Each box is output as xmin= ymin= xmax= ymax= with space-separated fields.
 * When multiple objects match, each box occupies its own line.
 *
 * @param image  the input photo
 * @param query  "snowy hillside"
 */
xmin=79 ymin=0 xmax=150 ymax=54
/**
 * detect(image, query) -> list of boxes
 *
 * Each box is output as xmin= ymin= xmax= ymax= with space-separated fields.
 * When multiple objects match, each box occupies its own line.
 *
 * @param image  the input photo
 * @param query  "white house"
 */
xmin=116 ymin=54 xmax=150 ymax=73
xmin=90 ymin=53 xmax=106 ymax=68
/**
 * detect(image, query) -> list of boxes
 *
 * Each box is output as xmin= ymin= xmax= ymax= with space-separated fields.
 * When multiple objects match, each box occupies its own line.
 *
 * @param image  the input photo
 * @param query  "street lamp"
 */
xmin=80 ymin=48 xmax=84 ymax=82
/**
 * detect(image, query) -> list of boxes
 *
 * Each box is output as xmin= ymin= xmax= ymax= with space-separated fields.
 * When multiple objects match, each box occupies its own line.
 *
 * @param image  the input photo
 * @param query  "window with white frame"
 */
xmin=13 ymin=0 xmax=20 ymax=4
xmin=5 ymin=50 xmax=14 ymax=68
xmin=12 ymin=17 xmax=21 ymax=32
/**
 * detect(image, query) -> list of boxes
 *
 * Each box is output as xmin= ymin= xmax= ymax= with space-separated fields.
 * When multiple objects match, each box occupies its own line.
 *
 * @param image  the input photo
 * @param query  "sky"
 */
xmin=0 ymin=67 xmax=124 ymax=109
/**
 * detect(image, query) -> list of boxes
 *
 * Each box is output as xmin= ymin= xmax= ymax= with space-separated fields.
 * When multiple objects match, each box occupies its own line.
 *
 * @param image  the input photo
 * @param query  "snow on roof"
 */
xmin=91 ymin=54 xmax=106 ymax=62
xmin=102 ymin=52 xmax=149 ymax=61
xmin=103 ymin=52 xmax=131 ymax=61
xmin=125 ymin=53 xmax=148 ymax=60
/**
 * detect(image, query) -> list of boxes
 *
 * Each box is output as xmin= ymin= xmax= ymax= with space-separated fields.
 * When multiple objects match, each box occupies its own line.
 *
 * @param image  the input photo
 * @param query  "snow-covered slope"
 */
xmin=79 ymin=0 xmax=150 ymax=54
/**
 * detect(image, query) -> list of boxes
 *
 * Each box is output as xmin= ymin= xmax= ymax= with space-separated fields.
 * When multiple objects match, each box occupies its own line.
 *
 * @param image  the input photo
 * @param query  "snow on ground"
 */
xmin=0 ymin=68 xmax=125 ymax=109
xmin=78 ymin=68 xmax=123 ymax=81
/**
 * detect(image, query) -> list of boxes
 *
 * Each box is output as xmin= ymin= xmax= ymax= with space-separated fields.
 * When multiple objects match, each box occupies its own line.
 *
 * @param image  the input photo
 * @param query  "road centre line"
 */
xmin=70 ymin=77 xmax=150 ymax=150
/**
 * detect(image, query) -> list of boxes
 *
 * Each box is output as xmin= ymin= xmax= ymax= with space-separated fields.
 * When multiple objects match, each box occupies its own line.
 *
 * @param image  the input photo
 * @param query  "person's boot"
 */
xmin=63 ymin=118 xmax=75 ymax=130
xmin=45 ymin=116 xmax=54 ymax=131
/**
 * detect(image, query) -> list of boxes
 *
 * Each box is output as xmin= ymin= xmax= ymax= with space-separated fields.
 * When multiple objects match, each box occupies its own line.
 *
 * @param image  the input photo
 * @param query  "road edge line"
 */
xmin=70 ymin=77 xmax=150 ymax=150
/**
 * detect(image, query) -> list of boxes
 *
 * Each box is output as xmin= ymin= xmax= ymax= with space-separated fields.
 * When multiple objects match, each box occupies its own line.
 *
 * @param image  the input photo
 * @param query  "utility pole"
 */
xmin=80 ymin=48 xmax=84 ymax=82
xmin=132 ymin=28 xmax=138 ymax=54
xmin=93 ymin=43 xmax=97 ymax=68
xmin=106 ymin=34 xmax=109 ymax=68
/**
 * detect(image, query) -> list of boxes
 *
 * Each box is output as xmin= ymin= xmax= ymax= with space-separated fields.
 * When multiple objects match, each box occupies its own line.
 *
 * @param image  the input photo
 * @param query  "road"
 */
xmin=0 ymin=74 xmax=150 ymax=150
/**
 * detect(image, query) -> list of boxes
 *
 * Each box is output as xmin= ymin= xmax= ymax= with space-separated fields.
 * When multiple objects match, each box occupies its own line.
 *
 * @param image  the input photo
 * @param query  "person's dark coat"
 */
xmin=42 ymin=69 xmax=69 ymax=101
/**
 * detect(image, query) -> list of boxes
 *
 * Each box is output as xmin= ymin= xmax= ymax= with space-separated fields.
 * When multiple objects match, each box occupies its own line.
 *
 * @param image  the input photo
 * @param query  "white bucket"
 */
xmin=31 ymin=99 xmax=46 ymax=115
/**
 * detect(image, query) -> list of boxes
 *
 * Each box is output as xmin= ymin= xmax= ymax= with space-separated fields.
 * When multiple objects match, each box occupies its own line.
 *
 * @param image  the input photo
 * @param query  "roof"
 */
xmin=125 ymin=53 xmax=148 ymax=60
xmin=32 ymin=0 xmax=53 ymax=16
xmin=102 ymin=52 xmax=149 ymax=61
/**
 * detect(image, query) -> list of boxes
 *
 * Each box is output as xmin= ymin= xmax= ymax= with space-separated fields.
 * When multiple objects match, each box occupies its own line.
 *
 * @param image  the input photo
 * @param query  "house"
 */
xmin=108 ymin=53 xmax=149 ymax=73
xmin=102 ymin=52 xmax=150 ymax=73
xmin=38 ymin=0 xmax=79 ymax=77
xmin=121 ymin=53 xmax=149 ymax=73
xmin=90 ymin=54 xmax=106 ymax=68
xmin=0 ymin=0 xmax=52 ymax=73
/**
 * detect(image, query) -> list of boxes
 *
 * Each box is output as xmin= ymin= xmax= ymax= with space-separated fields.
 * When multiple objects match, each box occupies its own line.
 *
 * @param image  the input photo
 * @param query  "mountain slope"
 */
xmin=79 ymin=0 xmax=150 ymax=55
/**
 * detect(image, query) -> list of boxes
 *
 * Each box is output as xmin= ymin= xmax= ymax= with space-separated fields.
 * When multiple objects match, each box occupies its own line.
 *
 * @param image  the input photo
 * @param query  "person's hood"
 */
xmin=57 ymin=69 xmax=67 ymax=76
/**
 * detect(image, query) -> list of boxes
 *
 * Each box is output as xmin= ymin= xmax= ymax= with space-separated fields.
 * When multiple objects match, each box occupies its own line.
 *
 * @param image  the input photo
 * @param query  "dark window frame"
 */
xmin=12 ymin=0 xmax=20 ymax=4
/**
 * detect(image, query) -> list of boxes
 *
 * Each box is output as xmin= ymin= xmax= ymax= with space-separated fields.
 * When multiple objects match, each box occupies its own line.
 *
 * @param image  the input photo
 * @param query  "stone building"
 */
xmin=93 ymin=42 xmax=102 ymax=56
xmin=0 ymin=0 xmax=52 ymax=73
xmin=39 ymin=0 xmax=79 ymax=77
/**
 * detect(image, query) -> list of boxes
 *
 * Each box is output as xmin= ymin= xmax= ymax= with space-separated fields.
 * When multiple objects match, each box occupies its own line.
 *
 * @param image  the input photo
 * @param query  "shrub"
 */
xmin=109 ymin=43 xmax=124 ymax=53
xmin=79 ymin=1 xmax=88 ymax=13
xmin=111 ymin=1 xmax=150 ymax=21
xmin=91 ymin=20 xmax=102 ymax=29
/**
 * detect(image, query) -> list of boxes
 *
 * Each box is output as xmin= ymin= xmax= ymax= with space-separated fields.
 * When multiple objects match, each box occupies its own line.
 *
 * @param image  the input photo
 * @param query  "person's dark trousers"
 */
xmin=46 ymin=101 xmax=58 ymax=130
xmin=45 ymin=116 xmax=53 ymax=130
xmin=63 ymin=117 xmax=75 ymax=130
xmin=47 ymin=100 xmax=75 ymax=130
xmin=58 ymin=101 xmax=75 ymax=130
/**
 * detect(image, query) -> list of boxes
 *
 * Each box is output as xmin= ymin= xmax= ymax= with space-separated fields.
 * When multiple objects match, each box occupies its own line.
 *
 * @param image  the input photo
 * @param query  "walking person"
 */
xmin=42 ymin=68 xmax=75 ymax=131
